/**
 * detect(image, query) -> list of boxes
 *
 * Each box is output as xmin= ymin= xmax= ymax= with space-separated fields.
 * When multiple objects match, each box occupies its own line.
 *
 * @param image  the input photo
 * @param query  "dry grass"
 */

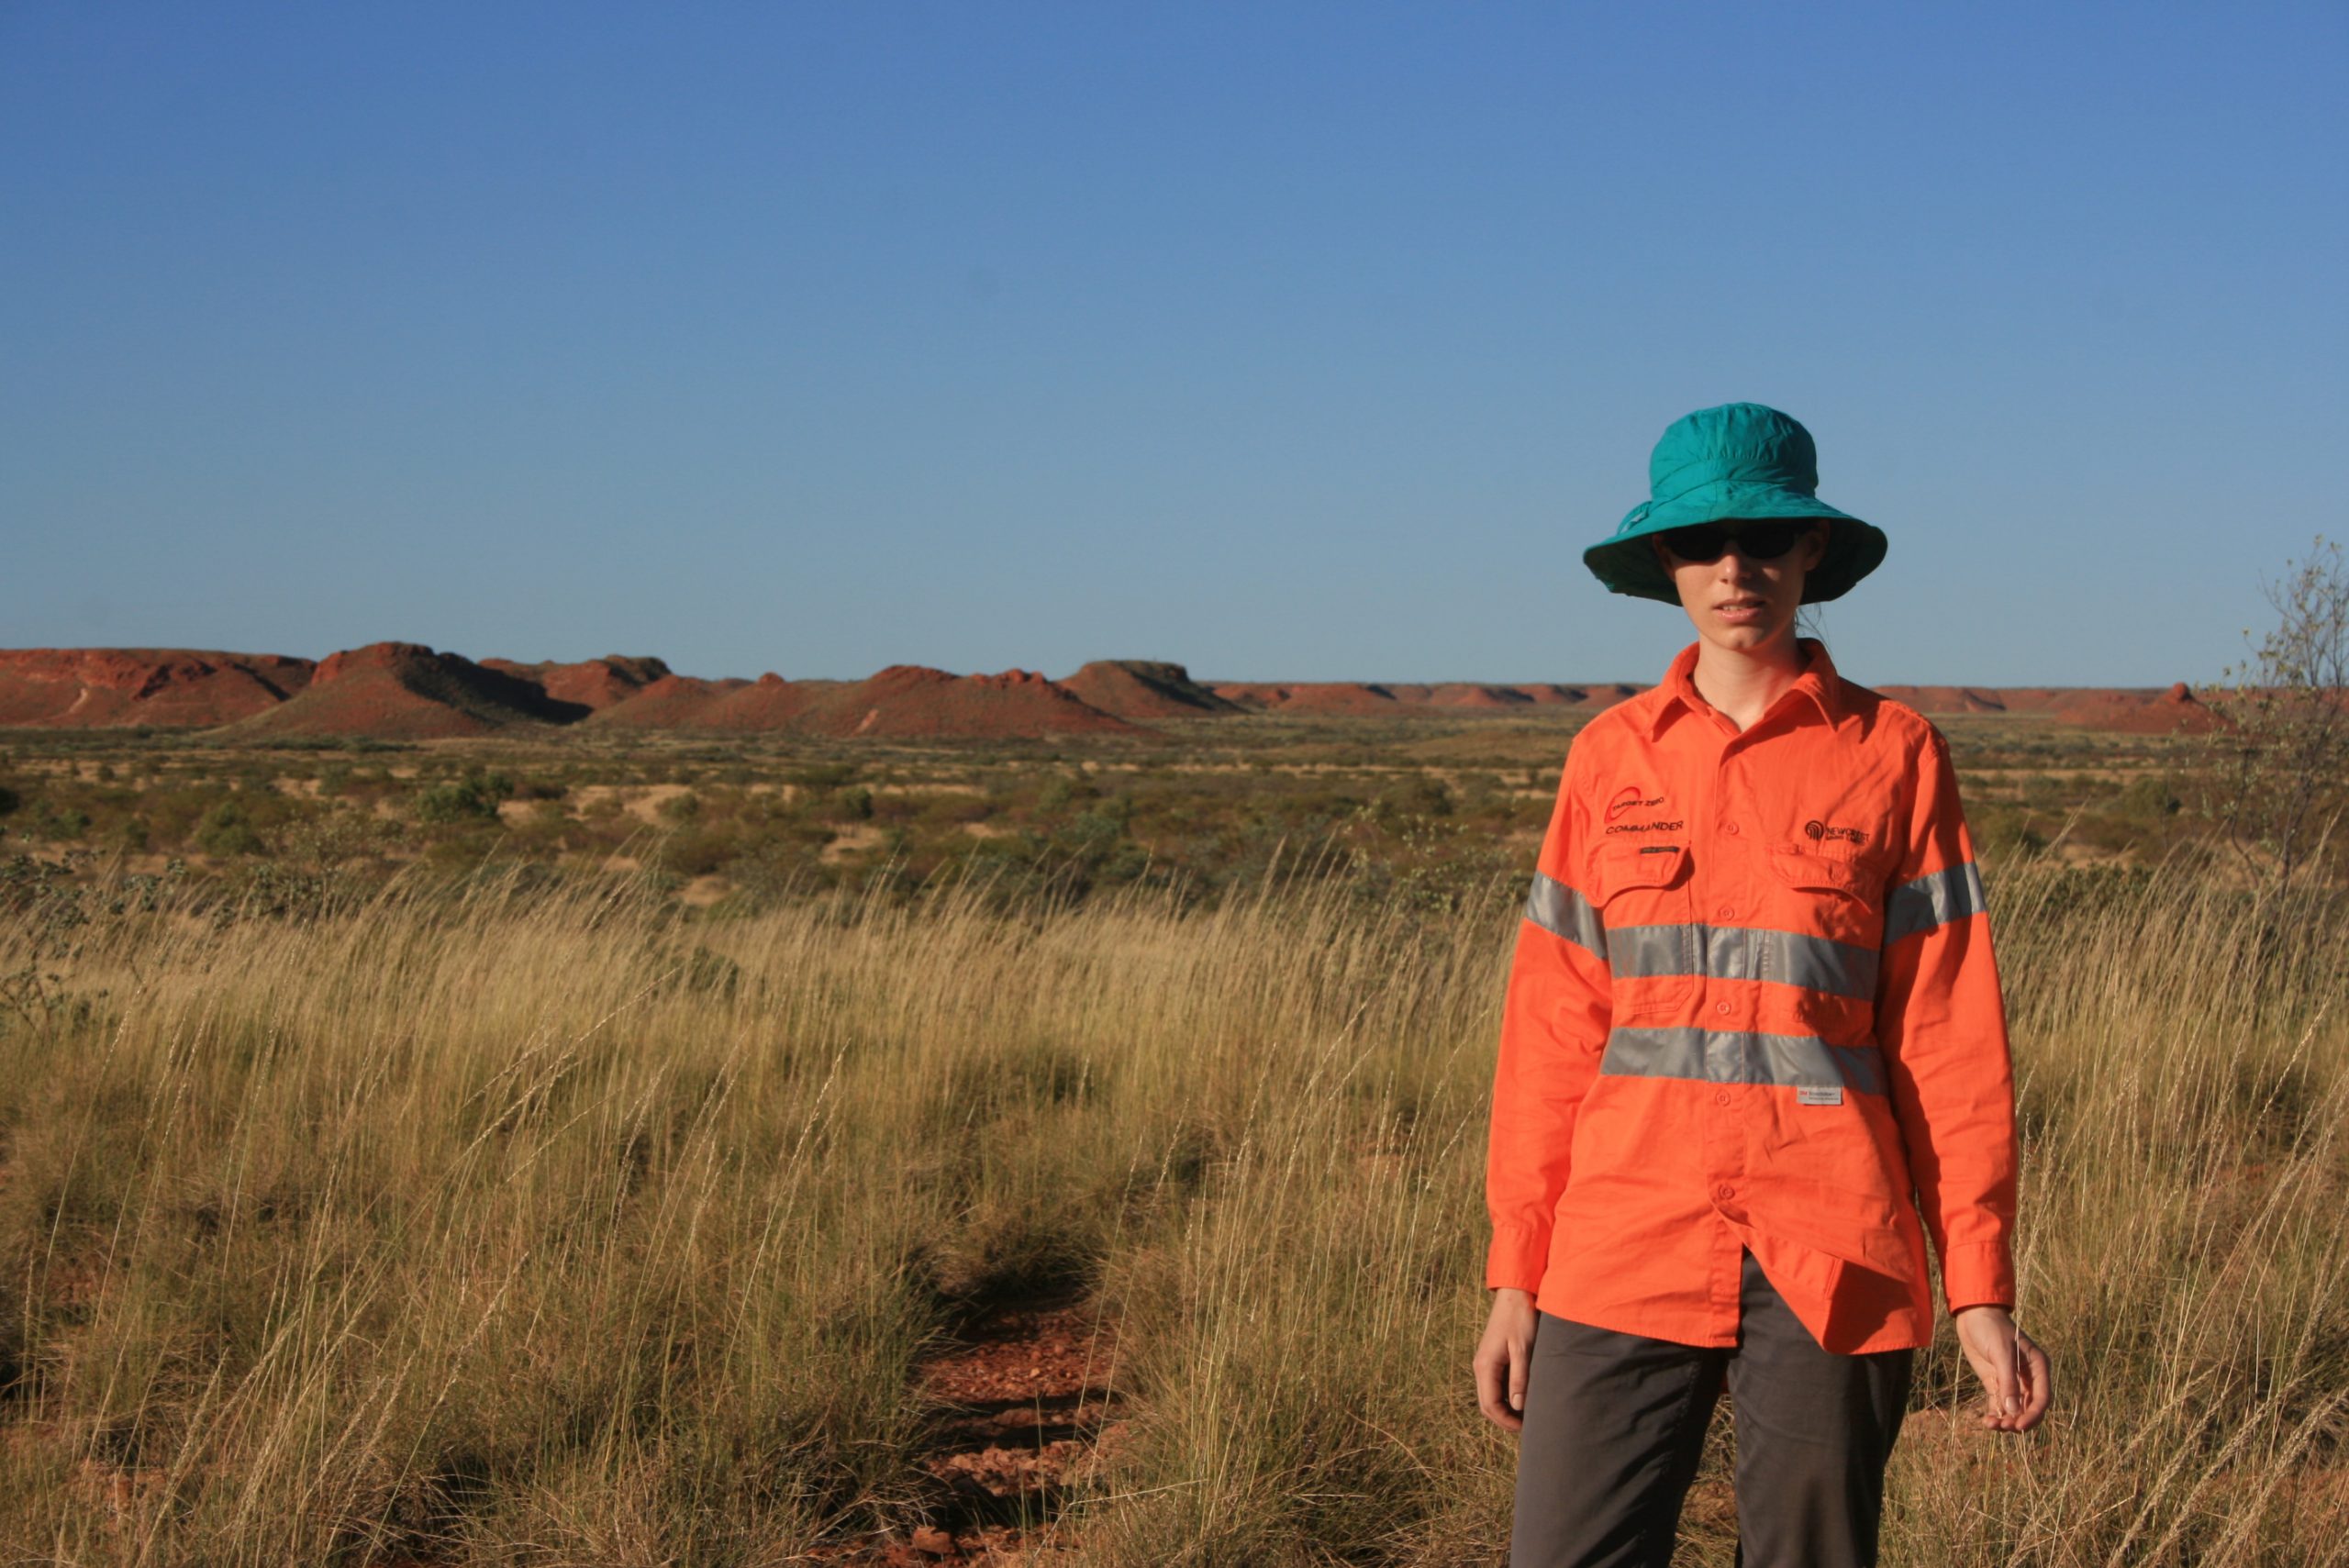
xmin=1 ymin=851 xmax=2343 ymax=1564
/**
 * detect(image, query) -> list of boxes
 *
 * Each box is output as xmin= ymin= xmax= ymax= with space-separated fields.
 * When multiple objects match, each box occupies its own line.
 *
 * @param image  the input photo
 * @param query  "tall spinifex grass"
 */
xmin=1 ymin=851 xmax=2343 ymax=1565
xmin=1883 ymin=860 xmax=2349 ymax=1566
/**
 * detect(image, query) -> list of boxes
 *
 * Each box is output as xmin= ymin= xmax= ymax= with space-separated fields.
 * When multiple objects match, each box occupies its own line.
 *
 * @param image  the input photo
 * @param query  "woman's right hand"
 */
xmin=1474 ymin=1287 xmax=1540 ymax=1432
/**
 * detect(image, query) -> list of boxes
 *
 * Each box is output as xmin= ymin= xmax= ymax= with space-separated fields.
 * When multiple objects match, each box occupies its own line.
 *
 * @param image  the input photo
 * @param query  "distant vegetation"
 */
xmin=0 ymin=707 xmax=2236 ymax=924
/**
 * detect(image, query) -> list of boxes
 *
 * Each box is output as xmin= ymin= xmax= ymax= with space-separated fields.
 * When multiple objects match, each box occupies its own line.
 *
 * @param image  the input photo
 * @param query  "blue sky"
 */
xmin=5 ymin=2 xmax=2343 ymax=686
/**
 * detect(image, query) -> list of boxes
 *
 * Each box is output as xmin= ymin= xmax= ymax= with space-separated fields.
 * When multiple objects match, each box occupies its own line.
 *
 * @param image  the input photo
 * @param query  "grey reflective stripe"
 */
xmin=1608 ymin=923 xmax=1697 ymax=979
xmin=1609 ymin=922 xmax=1877 ymax=1000
xmin=1724 ymin=925 xmax=1879 ymax=999
xmin=1602 ymin=1026 xmax=1889 ymax=1097
xmin=1882 ymin=862 xmax=1987 ymax=943
xmin=1525 ymin=872 xmax=1607 ymax=959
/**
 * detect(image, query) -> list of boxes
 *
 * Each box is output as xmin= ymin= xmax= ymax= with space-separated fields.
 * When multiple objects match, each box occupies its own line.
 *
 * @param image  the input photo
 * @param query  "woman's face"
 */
xmin=1653 ymin=520 xmax=1830 ymax=657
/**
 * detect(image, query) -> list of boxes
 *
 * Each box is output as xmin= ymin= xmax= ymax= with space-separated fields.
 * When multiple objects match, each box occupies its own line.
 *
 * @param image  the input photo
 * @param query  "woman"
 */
xmin=1471 ymin=403 xmax=2051 ymax=1568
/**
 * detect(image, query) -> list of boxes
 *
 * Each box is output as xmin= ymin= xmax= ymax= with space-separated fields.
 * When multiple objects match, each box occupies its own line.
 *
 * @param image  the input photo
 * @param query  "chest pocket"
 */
xmin=1598 ymin=840 xmax=1695 ymax=1014
xmin=1767 ymin=844 xmax=1884 ymax=950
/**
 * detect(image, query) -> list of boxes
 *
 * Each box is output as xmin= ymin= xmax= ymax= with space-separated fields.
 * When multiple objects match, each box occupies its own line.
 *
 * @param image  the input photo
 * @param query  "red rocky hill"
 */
xmin=1876 ymin=681 xmax=2221 ymax=734
xmin=0 ymin=648 xmax=314 ymax=728
xmin=227 ymin=642 xmax=590 ymax=740
xmin=480 ymin=655 xmax=672 ymax=711
xmin=1206 ymin=680 xmax=1641 ymax=715
xmin=589 ymin=666 xmax=1138 ymax=739
xmin=678 ymin=673 xmax=842 ymax=733
xmin=795 ymin=666 xmax=1144 ymax=739
xmin=0 ymin=645 xmax=2230 ymax=740
xmin=1061 ymin=660 xmax=1242 ymax=719
xmin=583 ymin=673 xmax=751 ymax=729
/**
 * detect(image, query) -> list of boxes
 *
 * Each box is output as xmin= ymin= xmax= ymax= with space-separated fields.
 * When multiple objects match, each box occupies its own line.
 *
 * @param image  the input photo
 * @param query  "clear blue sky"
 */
xmin=6 ymin=3 xmax=2343 ymax=686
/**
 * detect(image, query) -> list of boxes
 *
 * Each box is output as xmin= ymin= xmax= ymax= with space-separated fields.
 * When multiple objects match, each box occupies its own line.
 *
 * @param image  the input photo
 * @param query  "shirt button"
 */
xmin=1715 ymin=1000 xmax=1732 ymax=1016
xmin=1716 ymin=1184 xmax=1734 ymax=1200
xmin=1717 ymin=904 xmax=1734 ymax=920
xmin=1714 ymin=1090 xmax=1731 ymax=1106
xmin=1724 ymin=821 xmax=1740 ymax=835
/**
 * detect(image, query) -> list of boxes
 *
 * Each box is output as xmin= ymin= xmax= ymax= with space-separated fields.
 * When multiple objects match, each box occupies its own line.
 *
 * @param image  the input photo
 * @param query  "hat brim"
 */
xmin=1582 ymin=483 xmax=1887 ymax=605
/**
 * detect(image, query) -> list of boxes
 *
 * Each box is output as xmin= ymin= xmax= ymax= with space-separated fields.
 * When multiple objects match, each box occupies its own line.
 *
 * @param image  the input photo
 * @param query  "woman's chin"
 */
xmin=1696 ymin=618 xmax=1796 ymax=655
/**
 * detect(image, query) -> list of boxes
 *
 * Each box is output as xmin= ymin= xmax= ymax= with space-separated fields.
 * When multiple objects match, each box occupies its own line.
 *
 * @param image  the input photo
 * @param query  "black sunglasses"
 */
xmin=1657 ymin=520 xmax=1809 ymax=562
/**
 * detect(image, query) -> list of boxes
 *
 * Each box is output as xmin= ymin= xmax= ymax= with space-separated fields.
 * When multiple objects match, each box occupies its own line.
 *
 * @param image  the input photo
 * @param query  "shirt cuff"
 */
xmin=1941 ymin=1240 xmax=2016 ymax=1315
xmin=1486 ymin=1223 xmax=1550 ymax=1294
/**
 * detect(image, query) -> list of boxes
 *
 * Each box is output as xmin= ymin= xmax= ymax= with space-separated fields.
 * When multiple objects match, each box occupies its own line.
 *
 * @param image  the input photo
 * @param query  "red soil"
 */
xmin=806 ymin=1296 xmax=1121 ymax=1565
xmin=227 ymin=641 xmax=591 ymax=740
xmin=1059 ymin=660 xmax=1242 ymax=719
xmin=0 ymin=648 xmax=313 ymax=728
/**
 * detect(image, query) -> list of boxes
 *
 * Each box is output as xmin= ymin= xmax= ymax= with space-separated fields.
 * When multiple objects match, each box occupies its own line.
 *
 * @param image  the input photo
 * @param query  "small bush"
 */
xmin=416 ymin=772 xmax=513 ymax=825
xmin=193 ymin=801 xmax=266 ymax=857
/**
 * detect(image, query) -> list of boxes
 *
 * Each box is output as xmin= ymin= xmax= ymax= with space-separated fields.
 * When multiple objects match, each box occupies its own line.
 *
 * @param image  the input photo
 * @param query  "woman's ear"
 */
xmin=1800 ymin=520 xmax=1831 ymax=570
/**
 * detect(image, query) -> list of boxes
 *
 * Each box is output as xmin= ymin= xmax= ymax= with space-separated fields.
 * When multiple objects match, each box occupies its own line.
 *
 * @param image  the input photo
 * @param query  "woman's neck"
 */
xmin=1690 ymin=633 xmax=1809 ymax=734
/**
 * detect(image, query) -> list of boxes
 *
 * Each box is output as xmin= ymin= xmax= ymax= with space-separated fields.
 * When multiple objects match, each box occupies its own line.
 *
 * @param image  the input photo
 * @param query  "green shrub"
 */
xmin=2114 ymin=773 xmax=2183 ymax=822
xmin=193 ymin=801 xmax=266 ymax=857
xmin=416 ymin=772 xmax=513 ymax=825
xmin=38 ymin=807 xmax=91 ymax=840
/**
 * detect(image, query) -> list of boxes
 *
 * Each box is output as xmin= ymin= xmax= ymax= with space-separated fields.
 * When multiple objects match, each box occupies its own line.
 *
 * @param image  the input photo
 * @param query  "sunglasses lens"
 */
xmin=1737 ymin=522 xmax=1803 ymax=560
xmin=1662 ymin=527 xmax=1728 ymax=562
xmin=1662 ymin=521 xmax=1807 ymax=562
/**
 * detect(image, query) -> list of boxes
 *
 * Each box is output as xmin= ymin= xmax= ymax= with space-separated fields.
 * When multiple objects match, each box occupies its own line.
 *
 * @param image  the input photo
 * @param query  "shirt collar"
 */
xmin=1645 ymin=638 xmax=1843 ymax=739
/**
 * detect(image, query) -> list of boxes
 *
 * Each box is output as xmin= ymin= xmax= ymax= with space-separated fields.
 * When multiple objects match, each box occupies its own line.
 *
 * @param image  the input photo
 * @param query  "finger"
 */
xmin=1976 ymin=1342 xmax=2020 ymax=1428
xmin=1509 ymin=1341 xmax=1529 ymax=1414
xmin=1474 ymin=1351 xmax=1521 ymax=1432
xmin=2012 ymin=1338 xmax=2054 ymax=1431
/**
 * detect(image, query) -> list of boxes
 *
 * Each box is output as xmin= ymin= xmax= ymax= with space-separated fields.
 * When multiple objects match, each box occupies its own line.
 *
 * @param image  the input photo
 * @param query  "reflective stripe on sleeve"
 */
xmin=1525 ymin=872 xmax=1608 ymax=959
xmin=1600 ymin=1026 xmax=1889 ymax=1097
xmin=1881 ymin=862 xmax=1987 ymax=943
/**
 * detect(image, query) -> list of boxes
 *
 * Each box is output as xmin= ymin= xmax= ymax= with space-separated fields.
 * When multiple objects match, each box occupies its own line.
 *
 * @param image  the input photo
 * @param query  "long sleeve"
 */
xmin=1485 ymin=744 xmax=1617 ymax=1292
xmin=1875 ymin=726 xmax=2019 ymax=1314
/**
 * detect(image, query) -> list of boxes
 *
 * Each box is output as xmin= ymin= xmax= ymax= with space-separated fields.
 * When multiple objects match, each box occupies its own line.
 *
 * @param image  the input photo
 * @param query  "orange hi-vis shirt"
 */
xmin=1485 ymin=639 xmax=2018 ymax=1354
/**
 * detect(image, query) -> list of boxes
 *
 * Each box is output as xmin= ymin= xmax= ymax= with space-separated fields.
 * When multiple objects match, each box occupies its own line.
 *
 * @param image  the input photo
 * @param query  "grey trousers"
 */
xmin=1509 ymin=1250 xmax=1911 ymax=1568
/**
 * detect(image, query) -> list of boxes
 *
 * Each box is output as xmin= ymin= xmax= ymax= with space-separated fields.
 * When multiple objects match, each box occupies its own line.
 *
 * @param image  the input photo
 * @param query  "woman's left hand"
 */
xmin=1953 ymin=1305 xmax=2052 ymax=1432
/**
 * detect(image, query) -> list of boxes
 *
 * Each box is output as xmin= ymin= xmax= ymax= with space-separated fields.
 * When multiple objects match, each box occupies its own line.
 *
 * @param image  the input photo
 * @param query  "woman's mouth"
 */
xmin=1714 ymin=599 xmax=1768 ymax=624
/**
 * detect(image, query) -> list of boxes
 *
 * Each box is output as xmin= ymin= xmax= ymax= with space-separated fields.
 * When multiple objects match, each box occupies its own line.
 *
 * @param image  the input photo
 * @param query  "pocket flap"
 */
xmin=1770 ymin=845 xmax=1865 ymax=895
xmin=1600 ymin=840 xmax=1688 ymax=899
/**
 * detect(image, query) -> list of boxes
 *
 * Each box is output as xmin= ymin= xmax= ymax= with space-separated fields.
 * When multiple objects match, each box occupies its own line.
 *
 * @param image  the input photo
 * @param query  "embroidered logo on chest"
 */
xmin=1803 ymin=818 xmax=1871 ymax=848
xmin=1607 ymin=784 xmax=1664 ymax=822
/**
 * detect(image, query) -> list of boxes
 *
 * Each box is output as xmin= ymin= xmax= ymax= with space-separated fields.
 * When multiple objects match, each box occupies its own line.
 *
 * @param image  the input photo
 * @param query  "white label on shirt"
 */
xmin=1798 ymin=1085 xmax=1843 ymax=1106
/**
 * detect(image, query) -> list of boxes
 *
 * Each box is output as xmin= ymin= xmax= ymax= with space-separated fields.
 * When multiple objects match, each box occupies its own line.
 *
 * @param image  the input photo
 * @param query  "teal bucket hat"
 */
xmin=1582 ymin=402 xmax=1887 ymax=605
